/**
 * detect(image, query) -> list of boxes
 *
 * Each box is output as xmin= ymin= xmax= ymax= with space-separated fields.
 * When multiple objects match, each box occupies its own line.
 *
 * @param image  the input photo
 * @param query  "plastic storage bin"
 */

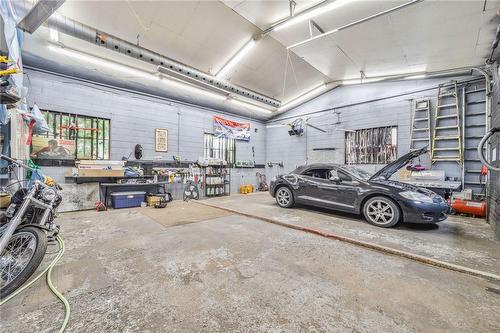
xmin=110 ymin=191 xmax=146 ymax=209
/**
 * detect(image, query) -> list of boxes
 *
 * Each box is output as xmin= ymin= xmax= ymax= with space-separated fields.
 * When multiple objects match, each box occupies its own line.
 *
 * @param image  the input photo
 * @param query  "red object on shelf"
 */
xmin=451 ymin=198 xmax=486 ymax=217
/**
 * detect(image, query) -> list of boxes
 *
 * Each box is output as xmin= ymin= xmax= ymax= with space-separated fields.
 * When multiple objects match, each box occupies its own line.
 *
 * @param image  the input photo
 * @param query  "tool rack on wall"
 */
xmin=202 ymin=164 xmax=230 ymax=197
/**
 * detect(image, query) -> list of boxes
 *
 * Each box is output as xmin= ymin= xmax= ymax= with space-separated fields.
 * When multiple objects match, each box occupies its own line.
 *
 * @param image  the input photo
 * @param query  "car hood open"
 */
xmin=369 ymin=147 xmax=428 ymax=181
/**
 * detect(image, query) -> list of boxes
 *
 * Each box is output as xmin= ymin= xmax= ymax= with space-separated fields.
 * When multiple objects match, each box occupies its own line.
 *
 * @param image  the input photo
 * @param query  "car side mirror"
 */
xmin=329 ymin=175 xmax=341 ymax=182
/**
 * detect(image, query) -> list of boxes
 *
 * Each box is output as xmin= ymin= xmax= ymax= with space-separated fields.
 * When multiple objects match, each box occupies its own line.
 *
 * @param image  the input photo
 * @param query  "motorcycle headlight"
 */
xmin=400 ymin=191 xmax=433 ymax=203
xmin=41 ymin=187 xmax=57 ymax=202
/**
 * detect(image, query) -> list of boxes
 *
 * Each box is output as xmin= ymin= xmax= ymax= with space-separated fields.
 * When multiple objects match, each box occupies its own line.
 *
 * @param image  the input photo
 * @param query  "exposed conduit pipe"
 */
xmin=11 ymin=2 xmax=281 ymax=108
xmin=487 ymin=24 xmax=500 ymax=64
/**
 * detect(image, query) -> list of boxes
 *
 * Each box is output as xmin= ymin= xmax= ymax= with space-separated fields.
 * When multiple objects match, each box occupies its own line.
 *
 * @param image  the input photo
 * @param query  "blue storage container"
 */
xmin=110 ymin=191 xmax=146 ymax=209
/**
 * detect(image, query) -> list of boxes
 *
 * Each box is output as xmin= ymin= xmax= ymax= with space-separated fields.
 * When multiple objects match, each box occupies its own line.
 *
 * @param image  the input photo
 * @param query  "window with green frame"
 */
xmin=38 ymin=110 xmax=110 ymax=160
xmin=203 ymin=133 xmax=235 ymax=165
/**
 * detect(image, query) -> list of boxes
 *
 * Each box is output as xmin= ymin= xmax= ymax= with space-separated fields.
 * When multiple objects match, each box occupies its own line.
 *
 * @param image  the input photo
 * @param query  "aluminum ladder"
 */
xmin=410 ymin=99 xmax=431 ymax=151
xmin=431 ymin=82 xmax=462 ymax=164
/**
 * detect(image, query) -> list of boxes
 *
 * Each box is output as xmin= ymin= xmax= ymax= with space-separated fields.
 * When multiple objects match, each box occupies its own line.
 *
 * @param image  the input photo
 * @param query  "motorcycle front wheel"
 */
xmin=0 ymin=227 xmax=48 ymax=299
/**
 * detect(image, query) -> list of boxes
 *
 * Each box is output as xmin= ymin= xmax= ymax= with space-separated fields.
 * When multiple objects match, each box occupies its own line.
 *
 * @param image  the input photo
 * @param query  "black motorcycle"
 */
xmin=0 ymin=154 xmax=62 ymax=298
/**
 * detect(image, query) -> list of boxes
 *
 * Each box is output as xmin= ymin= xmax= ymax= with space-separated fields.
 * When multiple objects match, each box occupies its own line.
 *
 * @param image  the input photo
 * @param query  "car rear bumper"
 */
xmin=399 ymin=200 xmax=450 ymax=223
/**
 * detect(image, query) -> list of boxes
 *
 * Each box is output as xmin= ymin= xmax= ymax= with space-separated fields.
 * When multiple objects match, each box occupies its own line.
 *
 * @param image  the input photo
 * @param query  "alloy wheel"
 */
xmin=366 ymin=200 xmax=394 ymax=225
xmin=277 ymin=188 xmax=291 ymax=206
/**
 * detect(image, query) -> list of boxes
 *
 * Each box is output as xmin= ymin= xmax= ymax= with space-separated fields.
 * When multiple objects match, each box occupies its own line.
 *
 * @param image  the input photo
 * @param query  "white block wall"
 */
xmin=25 ymin=69 xmax=266 ymax=193
xmin=266 ymin=76 xmax=474 ymax=180
xmin=25 ymin=69 xmax=479 ymax=189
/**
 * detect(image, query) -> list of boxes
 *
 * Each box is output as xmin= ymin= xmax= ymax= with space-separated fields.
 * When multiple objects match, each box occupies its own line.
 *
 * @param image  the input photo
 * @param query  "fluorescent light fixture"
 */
xmin=274 ymin=0 xmax=355 ymax=32
xmin=286 ymin=0 xmax=424 ymax=49
xmin=366 ymin=65 xmax=427 ymax=78
xmin=160 ymin=77 xmax=227 ymax=101
xmin=266 ymin=124 xmax=286 ymax=128
xmin=48 ymin=44 xmax=159 ymax=81
xmin=404 ymin=74 xmax=426 ymax=80
xmin=49 ymin=28 xmax=59 ymax=42
xmin=340 ymin=77 xmax=384 ymax=85
xmin=278 ymin=83 xmax=327 ymax=111
xmin=216 ymin=38 xmax=256 ymax=78
xmin=229 ymin=98 xmax=273 ymax=114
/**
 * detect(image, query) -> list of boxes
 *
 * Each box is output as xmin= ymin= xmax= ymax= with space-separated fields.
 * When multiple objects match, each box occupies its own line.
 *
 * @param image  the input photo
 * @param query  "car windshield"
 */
xmin=340 ymin=166 xmax=373 ymax=180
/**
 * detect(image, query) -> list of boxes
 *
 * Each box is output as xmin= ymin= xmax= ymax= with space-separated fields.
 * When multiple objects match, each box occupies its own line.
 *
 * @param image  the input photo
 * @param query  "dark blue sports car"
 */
xmin=270 ymin=148 xmax=450 ymax=228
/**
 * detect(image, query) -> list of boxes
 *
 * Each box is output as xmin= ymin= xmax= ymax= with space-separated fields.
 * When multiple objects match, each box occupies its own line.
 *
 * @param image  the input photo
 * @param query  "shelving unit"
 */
xmin=202 ymin=164 xmax=230 ymax=197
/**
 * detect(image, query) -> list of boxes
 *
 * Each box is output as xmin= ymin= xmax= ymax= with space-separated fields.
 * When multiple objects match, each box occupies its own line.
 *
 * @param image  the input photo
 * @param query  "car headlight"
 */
xmin=399 ymin=191 xmax=433 ymax=203
xmin=41 ymin=187 xmax=57 ymax=202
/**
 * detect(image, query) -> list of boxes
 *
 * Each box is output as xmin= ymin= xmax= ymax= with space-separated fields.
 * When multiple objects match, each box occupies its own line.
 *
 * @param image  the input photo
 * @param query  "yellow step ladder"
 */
xmin=431 ymin=82 xmax=462 ymax=164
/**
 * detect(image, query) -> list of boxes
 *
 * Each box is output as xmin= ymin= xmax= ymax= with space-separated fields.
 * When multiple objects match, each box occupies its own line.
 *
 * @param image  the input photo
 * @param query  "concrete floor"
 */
xmin=206 ymin=193 xmax=500 ymax=275
xmin=1 ymin=196 xmax=500 ymax=332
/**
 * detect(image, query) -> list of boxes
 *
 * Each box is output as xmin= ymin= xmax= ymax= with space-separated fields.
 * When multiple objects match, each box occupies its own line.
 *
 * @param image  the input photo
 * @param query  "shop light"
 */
xmin=49 ymin=28 xmax=59 ymax=42
xmin=159 ymin=77 xmax=227 ymax=101
xmin=340 ymin=77 xmax=383 ymax=85
xmin=229 ymin=98 xmax=273 ymax=114
xmin=273 ymin=0 xmax=355 ymax=32
xmin=404 ymin=74 xmax=426 ymax=80
xmin=278 ymin=83 xmax=327 ymax=111
xmin=48 ymin=44 xmax=160 ymax=81
xmin=216 ymin=38 xmax=256 ymax=78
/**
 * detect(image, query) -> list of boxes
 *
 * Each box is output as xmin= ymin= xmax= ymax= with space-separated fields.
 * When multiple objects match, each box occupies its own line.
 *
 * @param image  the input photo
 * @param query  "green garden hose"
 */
xmin=0 ymin=235 xmax=70 ymax=332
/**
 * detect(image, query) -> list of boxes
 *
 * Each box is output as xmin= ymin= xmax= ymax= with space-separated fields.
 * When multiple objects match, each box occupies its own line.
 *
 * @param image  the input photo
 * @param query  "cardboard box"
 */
xmin=77 ymin=169 xmax=124 ymax=177
xmin=77 ymin=160 xmax=125 ymax=166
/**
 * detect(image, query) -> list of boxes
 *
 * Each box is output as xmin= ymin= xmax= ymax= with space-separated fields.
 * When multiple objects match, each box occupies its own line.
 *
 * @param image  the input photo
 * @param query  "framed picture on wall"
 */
xmin=155 ymin=128 xmax=168 ymax=152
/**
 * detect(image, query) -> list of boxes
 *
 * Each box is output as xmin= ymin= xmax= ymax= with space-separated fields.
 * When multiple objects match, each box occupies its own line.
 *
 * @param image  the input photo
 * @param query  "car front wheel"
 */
xmin=363 ymin=196 xmax=400 ymax=228
xmin=275 ymin=186 xmax=295 ymax=208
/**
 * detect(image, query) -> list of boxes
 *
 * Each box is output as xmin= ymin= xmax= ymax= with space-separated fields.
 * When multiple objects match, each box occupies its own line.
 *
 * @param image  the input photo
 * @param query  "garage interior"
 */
xmin=0 ymin=0 xmax=499 ymax=332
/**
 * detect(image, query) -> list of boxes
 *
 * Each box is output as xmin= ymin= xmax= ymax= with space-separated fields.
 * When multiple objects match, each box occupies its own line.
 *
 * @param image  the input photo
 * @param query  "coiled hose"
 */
xmin=0 ymin=235 xmax=70 ymax=332
xmin=478 ymin=127 xmax=500 ymax=172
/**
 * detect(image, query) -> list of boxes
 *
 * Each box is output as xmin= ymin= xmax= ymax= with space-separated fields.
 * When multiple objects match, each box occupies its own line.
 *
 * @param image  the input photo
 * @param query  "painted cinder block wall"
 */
xmin=25 ymin=69 xmax=267 ymax=193
xmin=488 ymin=65 xmax=500 ymax=239
xmin=265 ymin=76 xmax=481 ymax=182
xmin=25 ymin=69 xmax=492 ymax=211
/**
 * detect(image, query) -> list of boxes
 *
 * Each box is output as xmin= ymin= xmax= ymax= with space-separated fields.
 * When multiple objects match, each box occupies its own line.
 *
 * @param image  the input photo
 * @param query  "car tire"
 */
xmin=363 ymin=196 xmax=401 ymax=228
xmin=275 ymin=186 xmax=295 ymax=208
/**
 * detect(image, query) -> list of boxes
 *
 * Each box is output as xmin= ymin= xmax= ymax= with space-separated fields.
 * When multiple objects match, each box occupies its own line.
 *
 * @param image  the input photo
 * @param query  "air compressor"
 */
xmin=450 ymin=198 xmax=487 ymax=218
xmin=450 ymin=166 xmax=488 ymax=218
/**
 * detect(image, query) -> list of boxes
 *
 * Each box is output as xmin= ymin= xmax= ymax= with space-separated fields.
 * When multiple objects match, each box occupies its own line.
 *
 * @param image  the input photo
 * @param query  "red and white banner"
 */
xmin=213 ymin=116 xmax=250 ymax=141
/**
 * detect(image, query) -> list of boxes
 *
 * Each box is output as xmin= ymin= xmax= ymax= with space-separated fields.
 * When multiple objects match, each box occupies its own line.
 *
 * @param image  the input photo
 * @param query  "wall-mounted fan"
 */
xmin=266 ymin=117 xmax=326 ymax=136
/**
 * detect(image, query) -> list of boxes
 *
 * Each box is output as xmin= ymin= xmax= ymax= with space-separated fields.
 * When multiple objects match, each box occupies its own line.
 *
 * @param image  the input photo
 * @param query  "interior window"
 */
xmin=303 ymin=169 xmax=330 ymax=179
xmin=337 ymin=170 xmax=352 ymax=182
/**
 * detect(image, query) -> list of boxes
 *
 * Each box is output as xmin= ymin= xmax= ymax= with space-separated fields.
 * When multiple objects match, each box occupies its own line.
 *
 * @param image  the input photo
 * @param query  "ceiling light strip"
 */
xmin=287 ymin=0 xmax=424 ymax=49
xmin=272 ymin=0 xmax=355 ymax=32
xmin=216 ymin=38 xmax=256 ymax=78
xmin=275 ymin=83 xmax=335 ymax=114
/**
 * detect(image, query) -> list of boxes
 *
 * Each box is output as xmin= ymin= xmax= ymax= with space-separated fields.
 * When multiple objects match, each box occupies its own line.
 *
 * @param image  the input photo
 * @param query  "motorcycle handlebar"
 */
xmin=0 ymin=154 xmax=37 ymax=172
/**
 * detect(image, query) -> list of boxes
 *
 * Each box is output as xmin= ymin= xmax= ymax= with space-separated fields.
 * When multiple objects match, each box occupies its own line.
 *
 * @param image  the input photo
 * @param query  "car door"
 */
xmin=295 ymin=168 xmax=330 ymax=206
xmin=312 ymin=168 xmax=360 ymax=212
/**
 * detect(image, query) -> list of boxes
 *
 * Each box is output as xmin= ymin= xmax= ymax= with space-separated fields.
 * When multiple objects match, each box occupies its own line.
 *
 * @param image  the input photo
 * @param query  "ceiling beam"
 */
xmin=17 ymin=0 xmax=66 ymax=34
xmin=287 ymin=0 xmax=424 ymax=49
